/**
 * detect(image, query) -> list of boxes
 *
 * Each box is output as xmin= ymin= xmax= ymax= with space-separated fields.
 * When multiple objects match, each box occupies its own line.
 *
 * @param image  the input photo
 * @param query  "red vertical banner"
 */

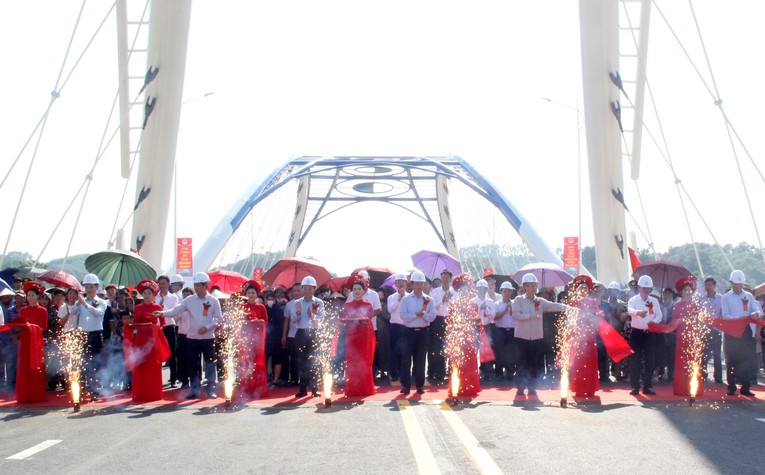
xmin=483 ymin=267 xmax=494 ymax=277
xmin=563 ymin=237 xmax=579 ymax=272
xmin=176 ymin=238 xmax=193 ymax=275
xmin=253 ymin=267 xmax=264 ymax=287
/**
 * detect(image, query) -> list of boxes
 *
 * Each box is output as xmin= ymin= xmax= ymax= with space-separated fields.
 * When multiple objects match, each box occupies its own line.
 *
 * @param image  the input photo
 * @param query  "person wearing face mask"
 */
xmin=263 ymin=290 xmax=286 ymax=386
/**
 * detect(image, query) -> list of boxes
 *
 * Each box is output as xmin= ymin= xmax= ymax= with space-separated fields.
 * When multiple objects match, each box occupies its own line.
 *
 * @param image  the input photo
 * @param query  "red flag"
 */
xmin=628 ymin=247 xmax=641 ymax=275
xmin=483 ymin=267 xmax=494 ymax=277
xmin=711 ymin=317 xmax=765 ymax=337
xmin=648 ymin=319 xmax=683 ymax=334
xmin=478 ymin=324 xmax=495 ymax=363
xmin=597 ymin=320 xmax=634 ymax=363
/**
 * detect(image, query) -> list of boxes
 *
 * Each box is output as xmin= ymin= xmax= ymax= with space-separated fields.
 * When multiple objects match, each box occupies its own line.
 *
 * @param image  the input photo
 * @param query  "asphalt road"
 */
xmin=1 ymin=398 xmax=763 ymax=474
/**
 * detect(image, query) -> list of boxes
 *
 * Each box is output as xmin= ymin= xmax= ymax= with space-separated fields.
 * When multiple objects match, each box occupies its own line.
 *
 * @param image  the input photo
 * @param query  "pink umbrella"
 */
xmin=37 ymin=270 xmax=83 ymax=292
xmin=411 ymin=250 xmax=462 ymax=278
xmin=263 ymin=257 xmax=333 ymax=290
xmin=512 ymin=262 xmax=573 ymax=288
xmin=207 ymin=269 xmax=249 ymax=294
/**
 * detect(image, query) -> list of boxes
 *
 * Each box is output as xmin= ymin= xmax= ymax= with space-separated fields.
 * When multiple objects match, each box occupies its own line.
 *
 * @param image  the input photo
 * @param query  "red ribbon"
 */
xmin=597 ymin=320 xmax=634 ymax=363
xmin=711 ymin=317 xmax=765 ymax=338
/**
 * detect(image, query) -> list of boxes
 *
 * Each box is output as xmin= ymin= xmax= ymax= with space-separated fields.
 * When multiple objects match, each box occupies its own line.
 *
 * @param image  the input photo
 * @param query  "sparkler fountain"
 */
xmin=58 ymin=330 xmax=86 ymax=413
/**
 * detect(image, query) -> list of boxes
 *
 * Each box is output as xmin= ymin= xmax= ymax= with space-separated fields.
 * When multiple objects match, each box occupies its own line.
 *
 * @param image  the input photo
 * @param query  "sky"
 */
xmin=1 ymin=1 xmax=764 ymax=277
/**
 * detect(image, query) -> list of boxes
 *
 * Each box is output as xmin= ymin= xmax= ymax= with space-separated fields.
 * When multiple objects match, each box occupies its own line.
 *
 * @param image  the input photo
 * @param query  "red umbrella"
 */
xmin=326 ymin=276 xmax=350 ymax=293
xmin=351 ymin=266 xmax=396 ymax=289
xmin=632 ymin=259 xmax=692 ymax=290
xmin=264 ymin=258 xmax=332 ymax=290
xmin=37 ymin=270 xmax=83 ymax=292
xmin=207 ymin=269 xmax=249 ymax=294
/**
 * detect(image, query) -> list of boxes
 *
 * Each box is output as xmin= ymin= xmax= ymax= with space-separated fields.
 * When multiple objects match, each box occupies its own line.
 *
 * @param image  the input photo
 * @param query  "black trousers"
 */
xmin=177 ymin=333 xmax=195 ymax=386
xmin=515 ymin=337 xmax=544 ymax=390
xmin=401 ymin=327 xmax=429 ymax=390
xmin=427 ymin=316 xmax=447 ymax=381
xmin=702 ymin=328 xmax=723 ymax=382
xmin=287 ymin=336 xmax=299 ymax=383
xmin=295 ymin=329 xmax=317 ymax=392
xmin=390 ymin=323 xmax=405 ymax=379
xmin=187 ymin=338 xmax=216 ymax=393
xmin=629 ymin=329 xmax=655 ymax=390
xmin=85 ymin=331 xmax=104 ymax=392
xmin=492 ymin=327 xmax=516 ymax=380
xmin=162 ymin=325 xmax=178 ymax=384
xmin=724 ymin=327 xmax=756 ymax=390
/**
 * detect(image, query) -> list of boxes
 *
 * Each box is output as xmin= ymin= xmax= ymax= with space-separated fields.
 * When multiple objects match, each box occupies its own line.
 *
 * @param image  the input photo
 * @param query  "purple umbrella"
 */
xmin=632 ymin=259 xmax=692 ymax=290
xmin=411 ymin=250 xmax=462 ymax=278
xmin=381 ymin=274 xmax=397 ymax=289
xmin=512 ymin=262 xmax=573 ymax=288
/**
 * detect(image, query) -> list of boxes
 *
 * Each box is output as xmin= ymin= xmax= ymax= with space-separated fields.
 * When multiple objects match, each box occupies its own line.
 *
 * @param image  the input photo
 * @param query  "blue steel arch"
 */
xmin=191 ymin=155 xmax=562 ymax=272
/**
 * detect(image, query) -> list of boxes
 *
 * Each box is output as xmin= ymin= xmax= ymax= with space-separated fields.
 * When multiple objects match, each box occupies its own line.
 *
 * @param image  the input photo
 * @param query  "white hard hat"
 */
xmin=521 ymin=273 xmax=538 ymax=284
xmin=607 ymin=281 xmax=622 ymax=290
xmin=729 ymin=270 xmax=746 ymax=284
xmin=358 ymin=270 xmax=370 ymax=278
xmin=637 ymin=275 xmax=653 ymax=288
xmin=301 ymin=276 xmax=317 ymax=287
xmin=171 ymin=274 xmax=185 ymax=284
xmin=411 ymin=271 xmax=426 ymax=283
xmin=499 ymin=281 xmax=514 ymax=290
xmin=82 ymin=274 xmax=100 ymax=285
xmin=394 ymin=273 xmax=407 ymax=281
xmin=475 ymin=279 xmax=489 ymax=289
xmin=192 ymin=272 xmax=210 ymax=284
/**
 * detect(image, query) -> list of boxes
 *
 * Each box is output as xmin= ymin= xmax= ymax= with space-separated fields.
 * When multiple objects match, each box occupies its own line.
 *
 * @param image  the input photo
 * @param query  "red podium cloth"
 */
xmin=341 ymin=300 xmax=376 ymax=397
xmin=0 ymin=321 xmax=47 ymax=403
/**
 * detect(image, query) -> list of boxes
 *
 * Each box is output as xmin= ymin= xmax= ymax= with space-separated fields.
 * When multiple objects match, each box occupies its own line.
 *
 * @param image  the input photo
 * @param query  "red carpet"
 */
xmin=0 ymin=382 xmax=761 ymax=409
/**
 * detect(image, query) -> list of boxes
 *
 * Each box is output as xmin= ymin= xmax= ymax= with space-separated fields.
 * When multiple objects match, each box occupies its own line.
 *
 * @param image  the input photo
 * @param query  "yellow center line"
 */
xmin=439 ymin=402 xmax=504 ymax=475
xmin=397 ymin=400 xmax=442 ymax=474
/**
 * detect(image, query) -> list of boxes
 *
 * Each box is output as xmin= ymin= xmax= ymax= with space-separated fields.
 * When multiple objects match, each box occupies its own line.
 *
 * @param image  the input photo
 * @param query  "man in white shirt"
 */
xmin=387 ymin=273 xmax=408 ymax=382
xmin=290 ymin=276 xmax=325 ymax=397
xmin=399 ymin=271 xmax=437 ymax=394
xmin=699 ymin=277 xmax=723 ymax=384
xmin=427 ymin=269 xmax=455 ymax=384
xmin=720 ymin=270 xmax=762 ymax=396
xmin=626 ymin=275 xmax=663 ymax=395
xmin=156 ymin=275 xmax=180 ymax=387
xmin=512 ymin=273 xmax=568 ymax=396
xmin=77 ymin=273 xmax=107 ymax=400
xmin=157 ymin=272 xmax=222 ymax=399
xmin=493 ymin=281 xmax=516 ymax=383
xmin=473 ymin=279 xmax=497 ymax=381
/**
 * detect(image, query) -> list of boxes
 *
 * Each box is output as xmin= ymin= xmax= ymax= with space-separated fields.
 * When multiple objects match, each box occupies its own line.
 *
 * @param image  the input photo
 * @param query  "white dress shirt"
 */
xmin=387 ymin=292 xmax=407 ymax=325
xmin=400 ymin=292 xmax=437 ymax=328
xmin=494 ymin=299 xmax=515 ymax=329
xmin=512 ymin=295 xmax=567 ymax=340
xmin=429 ymin=286 xmax=456 ymax=316
xmin=290 ymin=297 xmax=325 ymax=330
xmin=627 ymin=294 xmax=663 ymax=330
xmin=75 ymin=296 xmax=106 ymax=332
xmin=157 ymin=291 xmax=179 ymax=326
xmin=721 ymin=289 xmax=763 ymax=335
xmin=162 ymin=293 xmax=222 ymax=340
xmin=284 ymin=300 xmax=299 ymax=337
xmin=472 ymin=296 xmax=497 ymax=325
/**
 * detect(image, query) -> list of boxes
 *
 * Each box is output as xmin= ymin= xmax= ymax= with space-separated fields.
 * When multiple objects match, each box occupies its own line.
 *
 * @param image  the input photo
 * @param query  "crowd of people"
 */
xmin=1 ymin=266 xmax=764 ymax=404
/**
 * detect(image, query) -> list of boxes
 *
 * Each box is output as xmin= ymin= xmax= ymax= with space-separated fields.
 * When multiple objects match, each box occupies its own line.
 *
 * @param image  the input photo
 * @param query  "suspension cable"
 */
xmin=686 ymin=0 xmax=765 ymax=267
